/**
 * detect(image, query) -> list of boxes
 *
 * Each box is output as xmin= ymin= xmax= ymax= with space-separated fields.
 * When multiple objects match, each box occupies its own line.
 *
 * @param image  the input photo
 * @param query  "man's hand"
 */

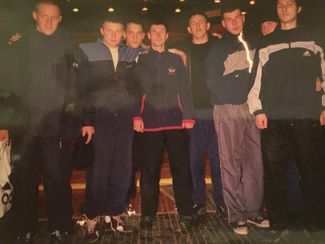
xmin=8 ymin=33 xmax=22 ymax=45
xmin=255 ymin=114 xmax=268 ymax=129
xmin=320 ymin=111 xmax=325 ymax=126
xmin=134 ymin=119 xmax=144 ymax=133
xmin=182 ymin=121 xmax=194 ymax=129
xmin=211 ymin=32 xmax=222 ymax=39
xmin=168 ymin=48 xmax=187 ymax=66
xmin=0 ymin=130 xmax=9 ymax=144
xmin=82 ymin=126 xmax=95 ymax=144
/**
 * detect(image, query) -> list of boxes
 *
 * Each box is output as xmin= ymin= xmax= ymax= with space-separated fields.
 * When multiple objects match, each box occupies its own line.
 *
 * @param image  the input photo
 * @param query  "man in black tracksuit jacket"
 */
xmin=6 ymin=1 xmax=80 ymax=242
xmin=133 ymin=21 xmax=195 ymax=230
xmin=248 ymin=0 xmax=325 ymax=230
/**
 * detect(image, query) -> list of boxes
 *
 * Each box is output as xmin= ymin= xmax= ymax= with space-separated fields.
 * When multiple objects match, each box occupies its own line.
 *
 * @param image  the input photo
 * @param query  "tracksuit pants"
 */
xmin=137 ymin=129 xmax=193 ymax=217
xmin=213 ymin=103 xmax=263 ymax=223
xmin=189 ymin=116 xmax=224 ymax=208
xmin=14 ymin=135 xmax=73 ymax=234
xmin=85 ymin=110 xmax=133 ymax=218
xmin=262 ymin=119 xmax=325 ymax=226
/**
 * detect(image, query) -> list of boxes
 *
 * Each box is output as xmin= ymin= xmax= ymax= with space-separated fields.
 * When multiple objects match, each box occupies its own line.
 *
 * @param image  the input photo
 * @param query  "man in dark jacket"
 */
xmin=7 ymin=1 xmax=80 ymax=243
xmin=133 ymin=21 xmax=195 ymax=231
xmin=175 ymin=12 xmax=225 ymax=223
xmin=79 ymin=15 xmax=142 ymax=242
xmin=206 ymin=0 xmax=269 ymax=235
xmin=248 ymin=0 xmax=325 ymax=231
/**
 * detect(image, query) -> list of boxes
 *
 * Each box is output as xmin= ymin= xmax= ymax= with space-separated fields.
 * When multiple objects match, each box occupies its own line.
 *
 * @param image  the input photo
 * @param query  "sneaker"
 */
xmin=231 ymin=221 xmax=248 ymax=235
xmin=16 ymin=232 xmax=33 ymax=244
xmin=49 ymin=230 xmax=71 ymax=244
xmin=139 ymin=216 xmax=153 ymax=230
xmin=127 ymin=203 xmax=136 ymax=216
xmin=110 ymin=215 xmax=133 ymax=233
xmin=216 ymin=205 xmax=228 ymax=221
xmin=193 ymin=204 xmax=206 ymax=224
xmin=247 ymin=216 xmax=270 ymax=228
xmin=178 ymin=215 xmax=196 ymax=232
xmin=85 ymin=216 xmax=101 ymax=243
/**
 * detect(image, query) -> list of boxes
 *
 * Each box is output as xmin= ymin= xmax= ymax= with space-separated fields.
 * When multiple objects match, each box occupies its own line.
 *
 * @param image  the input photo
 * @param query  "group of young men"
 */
xmin=1 ymin=0 xmax=325 ymax=243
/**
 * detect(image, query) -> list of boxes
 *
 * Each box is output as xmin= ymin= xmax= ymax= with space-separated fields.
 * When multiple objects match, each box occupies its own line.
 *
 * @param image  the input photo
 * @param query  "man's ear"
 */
xmin=187 ymin=26 xmax=192 ymax=34
xmin=32 ymin=11 xmax=37 ymax=21
xmin=100 ymin=27 xmax=104 ymax=36
xmin=207 ymin=22 xmax=211 ymax=31
xmin=221 ymin=20 xmax=226 ymax=29
xmin=147 ymin=32 xmax=151 ymax=40
xmin=165 ymin=33 xmax=169 ymax=41
xmin=298 ymin=6 xmax=302 ymax=13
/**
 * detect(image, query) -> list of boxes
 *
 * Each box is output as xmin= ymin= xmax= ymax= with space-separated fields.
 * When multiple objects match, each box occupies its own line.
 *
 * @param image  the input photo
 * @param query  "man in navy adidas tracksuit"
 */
xmin=133 ymin=21 xmax=196 ymax=231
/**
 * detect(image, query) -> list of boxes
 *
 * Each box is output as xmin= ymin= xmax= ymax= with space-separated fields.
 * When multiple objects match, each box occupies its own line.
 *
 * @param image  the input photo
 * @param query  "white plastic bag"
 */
xmin=0 ymin=141 xmax=13 ymax=218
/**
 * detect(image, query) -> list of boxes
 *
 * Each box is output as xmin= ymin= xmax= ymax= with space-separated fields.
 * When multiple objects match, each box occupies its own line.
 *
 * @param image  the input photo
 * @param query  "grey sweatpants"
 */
xmin=213 ymin=103 xmax=263 ymax=223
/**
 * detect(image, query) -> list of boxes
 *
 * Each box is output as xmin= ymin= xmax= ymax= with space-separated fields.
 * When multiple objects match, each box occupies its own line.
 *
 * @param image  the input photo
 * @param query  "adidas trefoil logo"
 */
xmin=168 ymin=67 xmax=176 ymax=75
xmin=302 ymin=50 xmax=311 ymax=57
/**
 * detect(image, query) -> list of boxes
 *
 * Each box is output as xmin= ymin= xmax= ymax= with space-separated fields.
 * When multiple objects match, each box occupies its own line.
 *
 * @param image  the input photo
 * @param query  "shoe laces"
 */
xmin=51 ymin=230 xmax=62 ymax=240
xmin=76 ymin=214 xmax=88 ymax=226
xmin=86 ymin=216 xmax=100 ymax=233
xmin=112 ymin=215 xmax=126 ymax=226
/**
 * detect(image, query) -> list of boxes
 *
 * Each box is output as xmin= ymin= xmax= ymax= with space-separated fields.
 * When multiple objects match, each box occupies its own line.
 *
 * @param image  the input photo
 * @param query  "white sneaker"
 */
xmin=127 ymin=203 xmax=136 ymax=216
xmin=231 ymin=221 xmax=248 ymax=235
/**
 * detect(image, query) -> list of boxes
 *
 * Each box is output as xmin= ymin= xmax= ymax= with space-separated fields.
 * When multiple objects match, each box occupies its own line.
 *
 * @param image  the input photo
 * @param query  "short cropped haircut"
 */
xmin=188 ymin=11 xmax=208 ymax=23
xmin=147 ymin=20 xmax=169 ymax=32
xmin=126 ymin=17 xmax=145 ymax=31
xmin=101 ymin=14 xmax=125 ymax=28
xmin=35 ymin=0 xmax=61 ymax=14
xmin=220 ymin=0 xmax=242 ymax=16
xmin=275 ymin=0 xmax=302 ymax=7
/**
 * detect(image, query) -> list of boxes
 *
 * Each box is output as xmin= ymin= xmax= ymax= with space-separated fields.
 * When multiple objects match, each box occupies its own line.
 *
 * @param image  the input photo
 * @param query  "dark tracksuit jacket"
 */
xmin=133 ymin=49 xmax=194 ymax=130
xmin=8 ymin=27 xmax=79 ymax=234
xmin=206 ymin=32 xmax=263 ymax=223
xmin=248 ymin=27 xmax=325 ymax=223
xmin=133 ymin=48 xmax=194 ymax=217
xmin=79 ymin=40 xmax=141 ymax=217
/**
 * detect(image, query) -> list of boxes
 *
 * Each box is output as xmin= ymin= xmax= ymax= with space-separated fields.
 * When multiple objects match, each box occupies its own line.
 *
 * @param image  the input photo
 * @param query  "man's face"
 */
xmin=222 ymin=9 xmax=245 ymax=35
xmin=32 ymin=3 xmax=62 ymax=36
xmin=148 ymin=24 xmax=168 ymax=48
xmin=100 ymin=21 xmax=124 ymax=48
xmin=187 ymin=14 xmax=210 ymax=40
xmin=277 ymin=0 xmax=301 ymax=24
xmin=126 ymin=23 xmax=145 ymax=48
xmin=261 ymin=21 xmax=277 ymax=36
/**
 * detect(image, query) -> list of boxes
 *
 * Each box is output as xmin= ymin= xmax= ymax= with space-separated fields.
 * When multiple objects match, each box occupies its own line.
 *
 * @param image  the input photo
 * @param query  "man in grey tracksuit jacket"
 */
xmin=206 ymin=2 xmax=269 ymax=235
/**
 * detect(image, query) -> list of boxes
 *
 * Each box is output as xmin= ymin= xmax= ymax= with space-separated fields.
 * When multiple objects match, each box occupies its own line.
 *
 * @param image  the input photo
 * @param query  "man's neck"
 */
xmin=192 ymin=35 xmax=209 ymax=44
xmin=281 ymin=20 xmax=298 ymax=30
xmin=151 ymin=45 xmax=164 ymax=53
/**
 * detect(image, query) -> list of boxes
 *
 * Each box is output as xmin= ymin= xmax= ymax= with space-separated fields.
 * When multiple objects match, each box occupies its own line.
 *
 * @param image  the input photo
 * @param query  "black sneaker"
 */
xmin=85 ymin=216 xmax=101 ymax=243
xmin=139 ymin=216 xmax=153 ymax=230
xmin=49 ymin=230 xmax=71 ymax=244
xmin=216 ymin=205 xmax=228 ymax=221
xmin=16 ymin=232 xmax=33 ymax=244
xmin=193 ymin=204 xmax=206 ymax=224
xmin=247 ymin=216 xmax=270 ymax=228
xmin=110 ymin=215 xmax=133 ymax=233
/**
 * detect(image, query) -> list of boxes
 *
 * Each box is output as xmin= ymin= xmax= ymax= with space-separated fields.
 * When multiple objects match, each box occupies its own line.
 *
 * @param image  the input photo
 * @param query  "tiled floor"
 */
xmin=2 ymin=185 xmax=325 ymax=243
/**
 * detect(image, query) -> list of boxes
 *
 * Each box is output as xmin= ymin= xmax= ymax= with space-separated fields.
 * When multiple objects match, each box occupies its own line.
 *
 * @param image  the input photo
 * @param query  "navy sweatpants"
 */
xmin=189 ymin=117 xmax=224 ymax=208
xmin=86 ymin=110 xmax=133 ymax=218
